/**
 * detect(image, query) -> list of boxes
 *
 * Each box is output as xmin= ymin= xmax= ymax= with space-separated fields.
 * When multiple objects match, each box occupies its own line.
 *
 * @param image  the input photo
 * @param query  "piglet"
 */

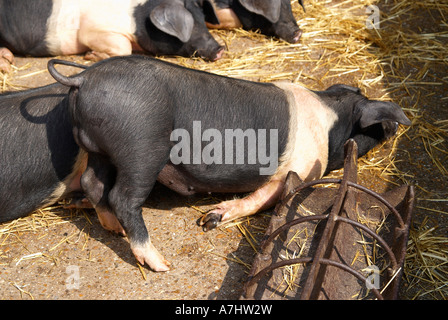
xmin=208 ymin=0 xmax=305 ymax=43
xmin=0 ymin=62 xmax=126 ymax=242
xmin=0 ymin=0 xmax=224 ymax=72
xmin=0 ymin=71 xmax=82 ymax=222
xmin=48 ymin=56 xmax=411 ymax=272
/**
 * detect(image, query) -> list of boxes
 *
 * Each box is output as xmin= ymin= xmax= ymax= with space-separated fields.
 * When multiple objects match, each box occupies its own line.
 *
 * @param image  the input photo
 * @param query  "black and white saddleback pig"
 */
xmin=0 ymin=82 xmax=82 ymax=222
xmin=207 ymin=0 xmax=305 ymax=43
xmin=0 ymin=0 xmax=224 ymax=72
xmin=46 ymin=56 xmax=411 ymax=272
xmin=0 ymin=62 xmax=128 ymax=245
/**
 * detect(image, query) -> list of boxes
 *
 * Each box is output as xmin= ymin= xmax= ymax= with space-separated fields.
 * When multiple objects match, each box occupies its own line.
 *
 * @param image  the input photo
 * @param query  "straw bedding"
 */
xmin=1 ymin=0 xmax=447 ymax=299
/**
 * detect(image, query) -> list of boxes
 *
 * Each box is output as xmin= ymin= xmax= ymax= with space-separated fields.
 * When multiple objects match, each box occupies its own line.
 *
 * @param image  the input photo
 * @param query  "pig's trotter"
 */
xmin=96 ymin=208 xmax=126 ymax=237
xmin=0 ymin=47 xmax=14 ymax=73
xmin=199 ymin=183 xmax=285 ymax=232
xmin=131 ymin=240 xmax=171 ymax=272
xmin=0 ymin=48 xmax=14 ymax=63
xmin=199 ymin=211 xmax=222 ymax=231
xmin=199 ymin=200 xmax=244 ymax=231
xmin=84 ymin=51 xmax=111 ymax=62
xmin=63 ymin=194 xmax=126 ymax=236
xmin=79 ymin=154 xmax=127 ymax=235
xmin=0 ymin=58 xmax=11 ymax=73
xmin=62 ymin=193 xmax=93 ymax=209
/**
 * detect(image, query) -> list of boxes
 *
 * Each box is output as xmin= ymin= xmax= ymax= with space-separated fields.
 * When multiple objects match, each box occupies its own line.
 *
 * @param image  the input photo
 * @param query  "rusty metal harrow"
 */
xmin=241 ymin=139 xmax=414 ymax=300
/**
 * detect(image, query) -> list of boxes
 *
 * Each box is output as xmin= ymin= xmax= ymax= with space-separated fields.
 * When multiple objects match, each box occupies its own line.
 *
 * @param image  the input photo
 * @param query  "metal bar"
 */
xmin=244 ymin=257 xmax=312 ymax=290
xmin=318 ymin=258 xmax=383 ymax=300
xmin=241 ymin=140 xmax=413 ymax=300
xmin=260 ymin=214 xmax=329 ymax=251
xmin=345 ymin=182 xmax=405 ymax=229
xmin=282 ymin=178 xmax=405 ymax=229
xmin=244 ymin=257 xmax=383 ymax=300
xmin=282 ymin=178 xmax=342 ymax=205
xmin=335 ymin=216 xmax=398 ymax=270
xmin=299 ymin=176 xmax=350 ymax=299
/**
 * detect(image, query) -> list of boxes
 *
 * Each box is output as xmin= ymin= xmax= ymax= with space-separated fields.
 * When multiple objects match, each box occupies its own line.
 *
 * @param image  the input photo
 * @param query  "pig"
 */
xmin=207 ymin=0 xmax=305 ymax=43
xmin=0 ymin=62 xmax=126 ymax=237
xmin=0 ymin=0 xmax=224 ymax=73
xmin=48 ymin=56 xmax=411 ymax=272
xmin=0 ymin=81 xmax=81 ymax=222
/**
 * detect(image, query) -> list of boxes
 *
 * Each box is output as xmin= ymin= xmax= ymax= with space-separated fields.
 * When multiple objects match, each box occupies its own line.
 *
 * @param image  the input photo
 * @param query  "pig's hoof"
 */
xmin=84 ymin=51 xmax=111 ymax=62
xmin=199 ymin=211 xmax=222 ymax=231
xmin=62 ymin=195 xmax=93 ymax=209
xmin=0 ymin=47 xmax=14 ymax=73
xmin=0 ymin=59 xmax=11 ymax=73
xmin=96 ymin=209 xmax=127 ymax=237
xmin=132 ymin=242 xmax=171 ymax=272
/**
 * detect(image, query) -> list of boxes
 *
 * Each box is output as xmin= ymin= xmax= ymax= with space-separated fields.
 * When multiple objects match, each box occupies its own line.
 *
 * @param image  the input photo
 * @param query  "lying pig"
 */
xmin=207 ymin=0 xmax=305 ymax=43
xmin=0 ymin=62 xmax=126 ymax=234
xmin=0 ymin=81 xmax=83 ymax=223
xmin=48 ymin=56 xmax=411 ymax=272
xmin=0 ymin=0 xmax=223 ymax=72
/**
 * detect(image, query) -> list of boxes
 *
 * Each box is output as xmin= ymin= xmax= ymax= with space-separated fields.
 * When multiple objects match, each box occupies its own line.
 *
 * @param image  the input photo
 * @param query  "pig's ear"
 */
xmin=239 ymin=0 xmax=281 ymax=23
xmin=150 ymin=3 xmax=194 ymax=43
xmin=359 ymin=101 xmax=412 ymax=129
xmin=203 ymin=0 xmax=220 ymax=25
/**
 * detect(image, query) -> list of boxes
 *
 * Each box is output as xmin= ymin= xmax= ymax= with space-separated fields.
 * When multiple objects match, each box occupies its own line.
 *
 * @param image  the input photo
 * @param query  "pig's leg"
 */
xmin=108 ymin=161 xmax=171 ymax=272
xmin=206 ymin=9 xmax=242 ymax=29
xmin=76 ymin=110 xmax=172 ymax=271
xmin=81 ymin=154 xmax=126 ymax=236
xmin=79 ymin=31 xmax=133 ymax=61
xmin=63 ymin=193 xmax=93 ymax=209
xmin=200 ymin=179 xmax=285 ymax=231
xmin=0 ymin=47 xmax=14 ymax=73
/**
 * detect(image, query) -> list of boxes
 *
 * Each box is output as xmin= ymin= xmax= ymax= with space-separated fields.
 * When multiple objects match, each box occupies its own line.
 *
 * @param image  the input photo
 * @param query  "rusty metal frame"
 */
xmin=241 ymin=139 xmax=414 ymax=300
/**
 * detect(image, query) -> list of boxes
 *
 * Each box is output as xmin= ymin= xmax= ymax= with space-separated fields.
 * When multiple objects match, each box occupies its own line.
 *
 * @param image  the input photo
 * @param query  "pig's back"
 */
xmin=63 ymin=56 xmax=292 ymax=192
xmin=164 ymin=61 xmax=291 ymax=192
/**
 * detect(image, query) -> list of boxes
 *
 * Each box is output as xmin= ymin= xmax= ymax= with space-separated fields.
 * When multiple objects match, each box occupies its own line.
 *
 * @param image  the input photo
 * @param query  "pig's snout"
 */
xmin=199 ymin=45 xmax=225 ymax=61
xmin=212 ymin=46 xmax=225 ymax=61
xmin=291 ymin=29 xmax=303 ymax=43
xmin=279 ymin=27 xmax=302 ymax=44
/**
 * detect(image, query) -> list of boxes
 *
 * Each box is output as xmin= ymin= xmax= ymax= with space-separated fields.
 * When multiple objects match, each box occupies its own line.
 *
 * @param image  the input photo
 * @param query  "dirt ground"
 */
xmin=1 ymin=0 xmax=447 ymax=300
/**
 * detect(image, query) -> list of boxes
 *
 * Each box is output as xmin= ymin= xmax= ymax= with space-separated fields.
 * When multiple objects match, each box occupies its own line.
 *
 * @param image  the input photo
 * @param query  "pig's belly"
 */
xmin=157 ymin=163 xmax=270 ymax=196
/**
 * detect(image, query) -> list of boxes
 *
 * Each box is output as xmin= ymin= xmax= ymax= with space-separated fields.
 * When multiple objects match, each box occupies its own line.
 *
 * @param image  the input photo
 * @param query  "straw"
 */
xmin=405 ymin=217 xmax=448 ymax=299
xmin=1 ymin=0 xmax=447 ymax=300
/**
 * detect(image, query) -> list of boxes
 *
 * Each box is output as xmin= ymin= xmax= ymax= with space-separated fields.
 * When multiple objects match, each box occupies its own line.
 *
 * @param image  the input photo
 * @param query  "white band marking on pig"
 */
xmin=46 ymin=0 xmax=83 ymax=55
xmin=46 ymin=0 xmax=145 ymax=55
xmin=273 ymin=82 xmax=339 ymax=182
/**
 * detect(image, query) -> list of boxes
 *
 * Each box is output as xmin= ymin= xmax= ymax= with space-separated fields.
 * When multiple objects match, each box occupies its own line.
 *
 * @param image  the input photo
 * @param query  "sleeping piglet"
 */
xmin=207 ymin=0 xmax=305 ymax=43
xmin=0 ymin=0 xmax=224 ymax=73
xmin=45 ymin=56 xmax=411 ymax=272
